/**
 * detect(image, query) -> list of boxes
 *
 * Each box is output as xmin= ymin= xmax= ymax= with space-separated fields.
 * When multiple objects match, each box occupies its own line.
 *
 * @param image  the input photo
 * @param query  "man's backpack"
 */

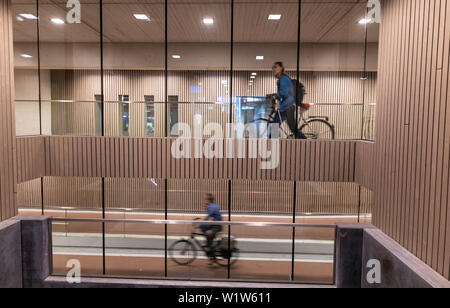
xmin=292 ymin=79 xmax=306 ymax=106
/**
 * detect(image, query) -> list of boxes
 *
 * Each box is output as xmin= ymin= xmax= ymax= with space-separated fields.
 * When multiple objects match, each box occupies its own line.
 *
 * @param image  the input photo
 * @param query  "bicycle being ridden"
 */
xmin=248 ymin=96 xmax=335 ymax=140
xmin=248 ymin=61 xmax=335 ymax=140
xmin=169 ymin=194 xmax=239 ymax=267
xmin=168 ymin=218 xmax=239 ymax=267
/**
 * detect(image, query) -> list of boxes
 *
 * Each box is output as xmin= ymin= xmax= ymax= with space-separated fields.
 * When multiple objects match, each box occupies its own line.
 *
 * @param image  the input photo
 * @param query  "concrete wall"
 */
xmin=14 ymin=216 xmax=52 ymax=288
xmin=362 ymin=229 xmax=450 ymax=288
xmin=0 ymin=219 xmax=22 ymax=288
xmin=335 ymin=223 xmax=450 ymax=288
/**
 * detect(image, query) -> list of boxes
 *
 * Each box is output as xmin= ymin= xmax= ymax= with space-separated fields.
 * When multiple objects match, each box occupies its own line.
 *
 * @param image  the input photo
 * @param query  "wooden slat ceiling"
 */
xmin=12 ymin=0 xmax=379 ymax=43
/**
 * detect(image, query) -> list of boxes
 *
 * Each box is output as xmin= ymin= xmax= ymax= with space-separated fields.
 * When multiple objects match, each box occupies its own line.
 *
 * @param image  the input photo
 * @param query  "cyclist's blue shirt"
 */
xmin=206 ymin=203 xmax=222 ymax=222
xmin=275 ymin=74 xmax=295 ymax=113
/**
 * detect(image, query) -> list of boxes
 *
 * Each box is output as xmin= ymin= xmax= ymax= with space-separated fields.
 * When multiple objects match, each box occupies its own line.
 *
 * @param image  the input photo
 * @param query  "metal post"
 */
xmin=100 ymin=0 xmax=106 ymax=276
xmin=291 ymin=181 xmax=297 ymax=280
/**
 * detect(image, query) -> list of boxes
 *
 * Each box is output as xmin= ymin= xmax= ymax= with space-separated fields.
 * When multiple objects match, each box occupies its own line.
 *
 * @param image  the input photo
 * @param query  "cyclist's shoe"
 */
xmin=207 ymin=257 xmax=216 ymax=266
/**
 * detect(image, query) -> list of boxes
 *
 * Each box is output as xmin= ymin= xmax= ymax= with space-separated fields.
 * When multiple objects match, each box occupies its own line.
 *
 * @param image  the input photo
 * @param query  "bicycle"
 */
xmin=245 ymin=97 xmax=335 ymax=140
xmin=168 ymin=219 xmax=240 ymax=267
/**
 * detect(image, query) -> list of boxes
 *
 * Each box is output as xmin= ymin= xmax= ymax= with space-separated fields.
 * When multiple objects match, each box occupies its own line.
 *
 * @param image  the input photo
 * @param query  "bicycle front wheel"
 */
xmin=169 ymin=240 xmax=197 ymax=266
xmin=300 ymin=119 xmax=335 ymax=140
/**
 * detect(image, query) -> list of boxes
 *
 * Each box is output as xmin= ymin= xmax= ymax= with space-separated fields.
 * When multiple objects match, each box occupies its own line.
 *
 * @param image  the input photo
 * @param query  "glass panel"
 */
xmin=298 ymin=1 xmax=370 ymax=140
xmin=294 ymin=226 xmax=335 ymax=284
xmin=51 ymin=220 xmax=104 ymax=276
xmin=230 ymin=180 xmax=293 ymax=281
xmin=12 ymin=0 xmax=42 ymax=136
xmin=102 ymin=0 xmax=165 ymax=137
xmin=295 ymin=182 xmax=360 ymax=216
xmin=362 ymin=14 xmax=380 ymax=141
xmin=103 ymin=178 xmax=166 ymax=277
xmin=234 ymin=0 xmax=299 ymax=139
xmin=43 ymin=177 xmax=102 ymax=214
xmin=360 ymin=186 xmax=373 ymax=223
xmin=17 ymin=178 xmax=42 ymax=213
xmin=166 ymin=179 xmax=229 ymax=280
xmin=105 ymin=178 xmax=165 ymax=214
xmin=167 ymin=0 xmax=231 ymax=138
xmin=38 ymin=0 xmax=102 ymax=136
xmin=104 ymin=221 xmax=165 ymax=278
xmin=230 ymin=224 xmax=292 ymax=282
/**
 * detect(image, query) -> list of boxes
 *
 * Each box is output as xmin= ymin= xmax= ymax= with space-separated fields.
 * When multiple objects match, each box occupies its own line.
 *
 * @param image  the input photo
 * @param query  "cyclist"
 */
xmin=266 ymin=61 xmax=306 ymax=139
xmin=199 ymin=193 xmax=223 ymax=263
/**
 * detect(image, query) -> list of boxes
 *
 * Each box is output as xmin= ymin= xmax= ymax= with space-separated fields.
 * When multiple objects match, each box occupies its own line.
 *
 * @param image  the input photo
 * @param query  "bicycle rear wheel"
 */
xmin=169 ymin=240 xmax=197 ymax=266
xmin=300 ymin=119 xmax=335 ymax=140
xmin=214 ymin=248 xmax=240 ymax=267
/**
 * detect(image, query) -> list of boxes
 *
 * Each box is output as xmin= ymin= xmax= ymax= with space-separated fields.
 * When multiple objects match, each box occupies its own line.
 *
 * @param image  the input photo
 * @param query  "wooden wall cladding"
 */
xmin=374 ymin=0 xmax=449 ymax=279
xmin=16 ymin=136 xmax=46 ymax=183
xmin=43 ymin=136 xmax=356 ymax=182
xmin=0 ymin=0 xmax=17 ymax=221
xmin=355 ymin=141 xmax=374 ymax=190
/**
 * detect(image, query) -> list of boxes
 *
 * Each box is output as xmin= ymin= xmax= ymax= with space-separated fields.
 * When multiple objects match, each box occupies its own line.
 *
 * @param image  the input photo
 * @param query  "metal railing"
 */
xmin=50 ymin=217 xmax=337 ymax=285
xmin=15 ymin=99 xmax=376 ymax=141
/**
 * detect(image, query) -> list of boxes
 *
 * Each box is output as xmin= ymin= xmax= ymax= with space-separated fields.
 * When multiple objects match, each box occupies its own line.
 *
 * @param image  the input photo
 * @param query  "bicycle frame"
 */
xmin=188 ymin=231 xmax=209 ymax=255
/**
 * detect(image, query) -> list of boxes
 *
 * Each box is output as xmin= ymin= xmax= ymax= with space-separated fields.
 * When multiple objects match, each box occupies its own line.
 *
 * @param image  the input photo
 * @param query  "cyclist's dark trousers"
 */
xmin=200 ymin=224 xmax=222 ymax=258
xmin=273 ymin=105 xmax=306 ymax=139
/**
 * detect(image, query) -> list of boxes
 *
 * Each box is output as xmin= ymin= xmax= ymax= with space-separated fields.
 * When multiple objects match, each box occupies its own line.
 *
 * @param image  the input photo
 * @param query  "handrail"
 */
xmin=15 ymin=99 xmax=377 ymax=106
xmin=51 ymin=217 xmax=336 ymax=229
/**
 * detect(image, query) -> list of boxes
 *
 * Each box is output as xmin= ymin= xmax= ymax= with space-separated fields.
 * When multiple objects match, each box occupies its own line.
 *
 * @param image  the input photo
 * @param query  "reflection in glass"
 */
xmin=167 ymin=0 xmax=231 ymax=138
xmin=13 ymin=0 xmax=41 ymax=136
xmin=144 ymin=95 xmax=155 ymax=137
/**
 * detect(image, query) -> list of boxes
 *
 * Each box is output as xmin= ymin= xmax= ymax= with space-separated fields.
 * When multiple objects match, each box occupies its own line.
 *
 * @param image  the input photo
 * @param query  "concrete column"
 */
xmin=0 ymin=0 xmax=17 ymax=221
xmin=0 ymin=219 xmax=22 ymax=288
xmin=335 ymin=223 xmax=375 ymax=288
xmin=14 ymin=216 xmax=52 ymax=288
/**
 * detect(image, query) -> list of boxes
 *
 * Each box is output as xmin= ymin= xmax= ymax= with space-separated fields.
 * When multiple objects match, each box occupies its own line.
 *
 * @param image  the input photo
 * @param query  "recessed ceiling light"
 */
xmin=20 ymin=54 xmax=33 ymax=58
xmin=51 ymin=18 xmax=65 ymax=24
xmin=221 ymin=80 xmax=228 ymax=84
xmin=251 ymin=72 xmax=257 ymax=76
xmin=250 ymin=76 xmax=256 ymax=79
xmin=16 ymin=16 xmax=24 ymax=22
xmin=203 ymin=18 xmax=214 ymax=25
xmin=268 ymin=14 xmax=282 ymax=20
xmin=256 ymin=56 xmax=264 ymax=60
xmin=134 ymin=14 xmax=150 ymax=21
xmin=172 ymin=55 xmax=181 ymax=59
xmin=19 ymin=14 xmax=38 ymax=20
xmin=359 ymin=18 xmax=372 ymax=24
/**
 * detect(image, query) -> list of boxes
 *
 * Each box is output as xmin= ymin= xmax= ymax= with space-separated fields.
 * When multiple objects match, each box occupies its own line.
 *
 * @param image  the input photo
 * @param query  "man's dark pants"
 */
xmin=200 ymin=224 xmax=222 ymax=258
xmin=273 ymin=105 xmax=306 ymax=139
